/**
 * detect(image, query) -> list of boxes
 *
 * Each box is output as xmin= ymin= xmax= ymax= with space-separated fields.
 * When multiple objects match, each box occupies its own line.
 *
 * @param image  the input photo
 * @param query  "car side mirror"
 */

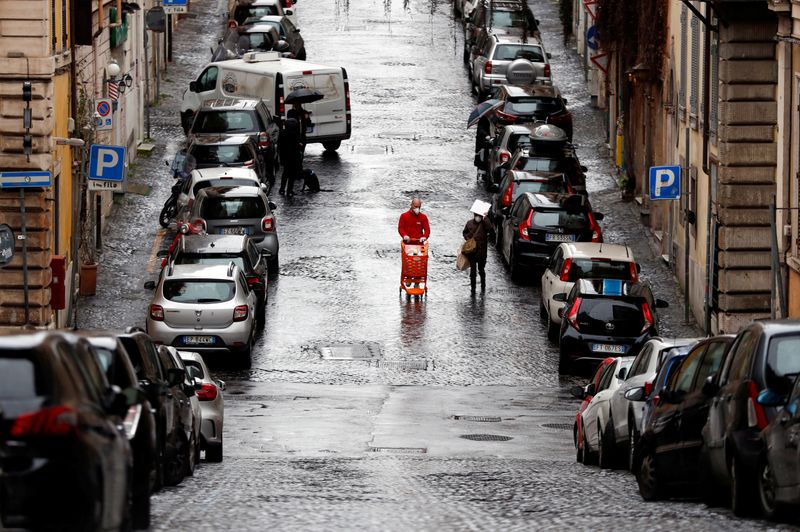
xmin=103 ymin=385 xmax=129 ymax=417
xmin=585 ymin=382 xmax=596 ymax=397
xmin=144 ymin=280 xmax=156 ymax=290
xmin=187 ymin=365 xmax=202 ymax=380
xmin=552 ymin=293 xmax=567 ymax=302
xmin=702 ymin=375 xmax=720 ymax=397
xmin=501 ymin=207 xmax=510 ymax=215
xmin=216 ymin=379 xmax=226 ymax=391
xmin=269 ymin=201 xmax=277 ymax=210
xmin=656 ymin=298 xmax=669 ymax=309
xmin=593 ymin=212 xmax=604 ymax=221
xmin=546 ymin=52 xmax=552 ymax=60
xmin=156 ymin=250 xmax=169 ymax=258
xmin=165 ymin=159 xmax=171 ymax=167
xmin=535 ymin=18 xmax=540 ymax=25
xmin=636 ymin=263 xmax=642 ymax=273
xmin=189 ymin=81 xmax=198 ymax=92
xmin=167 ymin=368 xmax=185 ymax=387
xmin=617 ymin=367 xmax=627 ymax=381
xmin=294 ymin=27 xmax=300 ymax=32
xmin=562 ymin=98 xmax=568 ymax=106
xmin=580 ymin=165 xmax=588 ymax=172
xmin=569 ymin=385 xmax=584 ymax=399
xmin=624 ymin=387 xmax=645 ymax=402
xmin=757 ymin=388 xmax=784 ymax=407
xmin=193 ymin=377 xmax=203 ymax=391
xmin=286 ymin=8 xmax=294 ymax=14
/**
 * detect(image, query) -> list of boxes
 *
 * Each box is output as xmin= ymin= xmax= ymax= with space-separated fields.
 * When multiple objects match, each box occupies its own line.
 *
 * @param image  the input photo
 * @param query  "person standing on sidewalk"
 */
xmin=462 ymin=210 xmax=493 ymax=292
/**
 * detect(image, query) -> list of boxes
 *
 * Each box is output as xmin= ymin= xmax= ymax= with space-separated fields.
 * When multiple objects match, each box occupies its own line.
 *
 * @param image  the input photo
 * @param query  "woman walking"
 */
xmin=462 ymin=208 xmax=493 ymax=292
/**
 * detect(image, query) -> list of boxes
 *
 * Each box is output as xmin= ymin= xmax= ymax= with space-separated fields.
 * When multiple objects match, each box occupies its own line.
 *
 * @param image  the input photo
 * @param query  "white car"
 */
xmin=540 ymin=242 xmax=639 ymax=341
xmin=176 ymin=167 xmax=266 ymax=224
xmin=179 ymin=351 xmax=226 ymax=462
xmin=607 ymin=337 xmax=699 ymax=470
xmin=579 ymin=356 xmax=634 ymax=468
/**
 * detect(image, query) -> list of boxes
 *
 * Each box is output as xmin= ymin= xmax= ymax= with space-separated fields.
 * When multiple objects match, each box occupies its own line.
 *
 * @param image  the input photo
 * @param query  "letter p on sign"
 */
xmin=88 ymin=144 xmax=126 ymax=182
xmin=648 ymin=165 xmax=681 ymax=200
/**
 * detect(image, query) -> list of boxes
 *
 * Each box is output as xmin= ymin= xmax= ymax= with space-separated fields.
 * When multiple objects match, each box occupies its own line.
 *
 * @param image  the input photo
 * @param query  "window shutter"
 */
xmin=679 ymin=5 xmax=687 ymax=117
xmin=710 ymin=31 xmax=719 ymax=135
xmin=690 ymin=15 xmax=699 ymax=115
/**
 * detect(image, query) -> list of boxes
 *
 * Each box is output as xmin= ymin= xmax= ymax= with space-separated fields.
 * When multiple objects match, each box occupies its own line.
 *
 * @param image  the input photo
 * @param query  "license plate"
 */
xmin=220 ymin=227 xmax=250 ymax=235
xmin=591 ymin=343 xmax=626 ymax=354
xmin=546 ymin=233 xmax=575 ymax=242
xmin=307 ymin=124 xmax=315 ymax=133
xmin=184 ymin=336 xmax=216 ymax=345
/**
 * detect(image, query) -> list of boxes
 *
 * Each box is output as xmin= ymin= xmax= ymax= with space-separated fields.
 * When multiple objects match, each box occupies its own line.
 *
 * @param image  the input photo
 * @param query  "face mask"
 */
xmin=412 ymin=207 xmax=420 ymax=215
xmin=474 ymin=215 xmax=483 ymax=223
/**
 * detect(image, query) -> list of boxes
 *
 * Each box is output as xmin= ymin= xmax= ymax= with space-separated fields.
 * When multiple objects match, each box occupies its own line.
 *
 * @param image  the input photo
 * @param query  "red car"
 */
xmin=571 ymin=357 xmax=615 ymax=463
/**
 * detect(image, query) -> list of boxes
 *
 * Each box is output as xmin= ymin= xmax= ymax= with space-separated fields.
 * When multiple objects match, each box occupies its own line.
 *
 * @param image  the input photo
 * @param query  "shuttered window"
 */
xmin=679 ymin=5 xmax=687 ymax=120
xmin=710 ymin=29 xmax=719 ymax=138
xmin=690 ymin=14 xmax=699 ymax=117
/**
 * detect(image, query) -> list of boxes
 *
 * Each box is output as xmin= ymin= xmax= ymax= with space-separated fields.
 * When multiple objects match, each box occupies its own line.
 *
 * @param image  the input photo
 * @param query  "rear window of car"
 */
xmin=193 ymin=111 xmax=257 ymax=135
xmin=505 ymin=98 xmax=562 ymax=115
xmin=177 ymin=253 xmax=247 ymax=272
xmin=245 ymin=19 xmax=284 ymax=37
xmin=190 ymin=145 xmax=253 ymax=165
xmin=766 ymin=334 xmax=800 ymax=396
xmin=0 ymin=356 xmax=39 ymax=398
xmin=490 ymin=10 xmax=529 ymax=28
xmin=520 ymin=157 xmax=560 ymax=172
xmin=531 ymin=209 xmax=588 ymax=231
xmin=193 ymin=179 xmax=257 ymax=197
xmin=235 ymin=5 xmax=279 ymax=23
xmin=493 ymin=44 xmax=543 ymax=62
xmin=163 ymin=280 xmax=236 ymax=303
xmin=578 ymin=299 xmax=645 ymax=336
xmin=516 ymin=180 xmax=566 ymax=195
xmin=567 ymin=259 xmax=632 ymax=282
xmin=200 ymin=197 xmax=266 ymax=219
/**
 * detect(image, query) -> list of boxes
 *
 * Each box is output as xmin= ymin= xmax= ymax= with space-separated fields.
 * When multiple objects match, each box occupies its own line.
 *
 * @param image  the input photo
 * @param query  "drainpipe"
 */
xmin=702 ymin=3 xmax=713 ymax=333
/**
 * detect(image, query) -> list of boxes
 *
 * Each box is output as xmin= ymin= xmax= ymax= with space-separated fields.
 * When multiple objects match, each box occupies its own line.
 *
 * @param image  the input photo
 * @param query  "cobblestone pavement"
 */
xmin=72 ymin=0 xmax=793 ymax=527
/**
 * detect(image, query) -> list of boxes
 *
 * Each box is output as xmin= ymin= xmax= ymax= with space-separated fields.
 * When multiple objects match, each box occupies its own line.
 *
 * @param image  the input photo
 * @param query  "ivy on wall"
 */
xmin=596 ymin=0 xmax=667 ymax=79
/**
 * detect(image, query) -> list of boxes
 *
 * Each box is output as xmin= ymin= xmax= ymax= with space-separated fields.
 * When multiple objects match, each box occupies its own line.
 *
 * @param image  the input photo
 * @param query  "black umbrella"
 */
xmin=285 ymin=88 xmax=324 ymax=104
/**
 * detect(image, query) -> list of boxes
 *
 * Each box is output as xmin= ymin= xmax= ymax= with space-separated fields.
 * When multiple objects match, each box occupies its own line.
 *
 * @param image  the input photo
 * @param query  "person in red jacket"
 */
xmin=398 ymin=198 xmax=430 ymax=243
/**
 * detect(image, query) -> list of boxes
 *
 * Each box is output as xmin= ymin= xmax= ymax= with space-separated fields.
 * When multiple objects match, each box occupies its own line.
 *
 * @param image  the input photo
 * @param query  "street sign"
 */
xmin=95 ymin=98 xmax=113 ymax=131
xmin=586 ymin=26 xmax=599 ymax=51
xmin=649 ymin=165 xmax=681 ymax=200
xmin=163 ymin=0 xmax=188 ymax=14
xmin=88 ymin=144 xmax=127 ymax=182
xmin=0 ymin=171 xmax=52 ymax=188
xmin=590 ymin=52 xmax=610 ymax=74
xmin=88 ymin=180 xmax=124 ymax=192
xmin=582 ymin=0 xmax=597 ymax=20
xmin=0 ymin=224 xmax=14 ymax=266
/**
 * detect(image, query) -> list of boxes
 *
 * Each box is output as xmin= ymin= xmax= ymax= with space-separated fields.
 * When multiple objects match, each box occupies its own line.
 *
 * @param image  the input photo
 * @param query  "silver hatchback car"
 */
xmin=146 ymin=262 xmax=258 ymax=366
xmin=179 ymin=351 xmax=225 ymax=462
xmin=187 ymin=186 xmax=279 ymax=268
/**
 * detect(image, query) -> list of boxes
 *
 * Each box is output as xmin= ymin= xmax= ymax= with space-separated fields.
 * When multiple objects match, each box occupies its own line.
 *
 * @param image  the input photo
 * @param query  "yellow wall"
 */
xmin=52 ymin=72 xmax=73 ymax=260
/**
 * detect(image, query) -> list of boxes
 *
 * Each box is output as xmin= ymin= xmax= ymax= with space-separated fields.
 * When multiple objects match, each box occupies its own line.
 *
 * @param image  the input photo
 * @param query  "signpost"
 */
xmin=649 ymin=165 xmax=681 ymax=200
xmin=0 ymin=171 xmax=52 ymax=188
xmin=88 ymin=144 xmax=127 ymax=183
xmin=95 ymin=98 xmax=113 ymax=131
xmin=162 ymin=0 xmax=188 ymax=14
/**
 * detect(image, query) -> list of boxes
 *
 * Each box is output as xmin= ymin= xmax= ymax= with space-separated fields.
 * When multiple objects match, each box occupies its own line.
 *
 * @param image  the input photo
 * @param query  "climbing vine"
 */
xmin=596 ymin=0 xmax=667 ymax=80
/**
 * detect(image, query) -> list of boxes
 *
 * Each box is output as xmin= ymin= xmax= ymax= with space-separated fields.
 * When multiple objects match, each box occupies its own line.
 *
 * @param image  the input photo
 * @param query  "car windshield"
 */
xmin=531 ymin=209 xmax=588 ymax=231
xmin=235 ymin=5 xmax=278 ymax=24
xmin=193 ymin=111 xmax=257 ymax=134
xmin=766 ymin=334 xmax=800 ymax=396
xmin=200 ymin=197 xmax=266 ymax=219
xmin=493 ymin=44 xmax=543 ymax=62
xmin=178 ymin=254 xmax=247 ymax=272
xmin=190 ymin=145 xmax=253 ymax=165
xmin=163 ymin=280 xmax=236 ymax=303
xmin=505 ymin=98 xmax=561 ymax=115
xmin=516 ymin=180 xmax=566 ymax=195
xmin=490 ymin=10 xmax=529 ymax=28
xmin=193 ymin=179 xmax=257 ymax=197
xmin=520 ymin=157 xmax=560 ymax=172
xmin=567 ymin=259 xmax=633 ymax=282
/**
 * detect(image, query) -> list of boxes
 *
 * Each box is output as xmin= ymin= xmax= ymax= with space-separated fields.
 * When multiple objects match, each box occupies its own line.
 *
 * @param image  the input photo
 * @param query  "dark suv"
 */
xmin=491 ymin=84 xmax=572 ymax=141
xmin=499 ymin=192 xmax=603 ymax=280
xmin=502 ymin=125 xmax=586 ymax=192
xmin=556 ymin=279 xmax=669 ymax=372
xmin=186 ymin=135 xmax=270 ymax=187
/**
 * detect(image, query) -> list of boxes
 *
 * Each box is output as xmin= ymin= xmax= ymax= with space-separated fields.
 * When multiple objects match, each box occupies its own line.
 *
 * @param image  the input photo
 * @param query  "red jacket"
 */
xmin=398 ymin=210 xmax=430 ymax=241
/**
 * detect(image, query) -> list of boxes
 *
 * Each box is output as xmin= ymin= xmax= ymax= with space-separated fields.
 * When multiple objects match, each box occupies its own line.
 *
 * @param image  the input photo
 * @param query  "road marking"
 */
xmin=147 ymin=229 xmax=167 ymax=274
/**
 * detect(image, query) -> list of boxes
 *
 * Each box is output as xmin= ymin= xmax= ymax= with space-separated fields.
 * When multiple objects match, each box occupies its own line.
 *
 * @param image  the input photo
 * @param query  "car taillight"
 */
xmin=629 ymin=262 xmax=639 ymax=282
xmin=279 ymin=95 xmax=285 ymax=116
xmin=746 ymin=380 xmax=769 ymax=430
xmin=559 ymin=258 xmax=573 ymax=282
xmin=518 ymin=211 xmax=532 ymax=241
xmin=247 ymin=275 xmax=261 ymax=286
xmin=233 ymin=305 xmax=249 ymax=322
xmin=644 ymin=380 xmax=654 ymax=398
xmin=484 ymin=60 xmax=492 ymax=74
xmin=641 ymin=302 xmax=653 ymax=333
xmin=494 ymin=109 xmax=516 ymax=123
xmin=197 ymin=383 xmax=219 ymax=401
xmin=499 ymin=150 xmax=510 ymax=164
xmin=193 ymin=218 xmax=206 ymax=232
xmin=262 ymin=216 xmax=274 ymax=232
xmin=150 ymin=304 xmax=164 ymax=321
xmin=11 ymin=406 xmax=77 ymax=438
xmin=566 ymin=296 xmax=582 ymax=331
xmin=283 ymin=0 xmax=292 ymax=7
xmin=243 ymin=159 xmax=255 ymax=169
xmin=501 ymin=182 xmax=514 ymax=207
xmin=258 ymin=131 xmax=271 ymax=148
xmin=544 ymin=63 xmax=551 ymax=79
xmin=588 ymin=212 xmax=602 ymax=242
xmin=227 ymin=20 xmax=237 ymax=28
xmin=122 ymin=404 xmax=142 ymax=440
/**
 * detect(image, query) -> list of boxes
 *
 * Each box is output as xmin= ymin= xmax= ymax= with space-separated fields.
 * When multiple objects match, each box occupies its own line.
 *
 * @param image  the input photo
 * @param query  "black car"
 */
xmin=490 ymin=84 xmax=573 ymax=142
xmin=556 ymin=279 xmax=669 ymax=372
xmin=701 ymin=320 xmax=800 ymax=516
xmin=499 ymin=192 xmax=603 ymax=281
xmin=186 ymin=135 xmax=270 ymax=187
xmin=80 ymin=331 xmax=158 ymax=530
xmin=239 ymin=17 xmax=306 ymax=59
xmin=632 ymin=336 xmax=734 ymax=501
xmin=463 ymin=0 xmax=539 ymax=63
xmin=211 ymin=24 xmax=281 ymax=62
xmin=117 ymin=330 xmax=189 ymax=488
xmin=504 ymin=130 xmax=587 ymax=193
xmin=165 ymin=233 xmax=269 ymax=322
xmin=0 ymin=331 xmax=132 ymax=530
xmin=758 ymin=372 xmax=800 ymax=519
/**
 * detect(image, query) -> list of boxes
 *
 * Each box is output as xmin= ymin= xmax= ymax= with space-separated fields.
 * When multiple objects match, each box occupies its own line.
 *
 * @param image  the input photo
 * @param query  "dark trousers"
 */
xmin=469 ymin=255 xmax=486 ymax=288
xmin=280 ymin=162 xmax=300 ymax=193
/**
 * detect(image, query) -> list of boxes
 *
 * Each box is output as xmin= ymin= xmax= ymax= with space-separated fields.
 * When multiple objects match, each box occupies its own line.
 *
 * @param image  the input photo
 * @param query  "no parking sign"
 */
xmin=95 ymin=98 xmax=113 ymax=131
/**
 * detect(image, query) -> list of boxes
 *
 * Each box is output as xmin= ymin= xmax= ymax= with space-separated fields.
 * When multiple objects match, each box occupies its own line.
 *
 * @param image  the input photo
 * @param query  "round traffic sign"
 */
xmin=96 ymin=101 xmax=111 ymax=117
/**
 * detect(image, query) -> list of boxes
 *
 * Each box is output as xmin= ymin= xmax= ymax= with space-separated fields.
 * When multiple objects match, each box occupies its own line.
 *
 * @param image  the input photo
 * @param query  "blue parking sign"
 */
xmin=88 ymin=144 xmax=126 ymax=182
xmin=649 ymin=165 xmax=681 ymax=200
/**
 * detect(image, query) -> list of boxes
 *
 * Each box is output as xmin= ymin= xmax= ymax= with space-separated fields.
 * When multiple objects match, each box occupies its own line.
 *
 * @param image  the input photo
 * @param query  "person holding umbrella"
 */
xmin=462 ymin=200 xmax=494 ymax=293
xmin=284 ymin=88 xmax=323 ymax=149
xmin=279 ymin=118 xmax=303 ymax=196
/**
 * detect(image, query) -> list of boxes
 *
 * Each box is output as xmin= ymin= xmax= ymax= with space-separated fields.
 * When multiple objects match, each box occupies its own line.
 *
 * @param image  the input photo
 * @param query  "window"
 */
xmin=492 ymin=45 xmax=543 ymax=62
xmin=576 ymin=299 xmax=645 ymax=337
xmin=189 ymin=144 xmax=253 ymax=165
xmin=163 ymin=280 xmax=236 ymax=303
xmin=0 ymin=356 xmax=39 ymax=399
xmin=178 ymin=253 xmax=247 ymax=272
xmin=679 ymin=4 xmax=687 ymax=118
xmin=521 ymin=158 xmax=561 ymax=172
xmin=765 ymin=335 xmax=800 ymax=398
xmin=567 ymin=259 xmax=634 ymax=282
xmin=510 ymin=197 xmax=528 ymax=220
xmin=490 ymin=10 xmax=529 ymax=29
xmin=694 ymin=341 xmax=728 ymax=390
xmin=690 ymin=14 xmax=699 ymax=118
xmin=548 ymin=247 xmax=563 ymax=273
xmin=193 ymin=179 xmax=256 ymax=197
xmin=721 ymin=330 xmax=758 ymax=384
xmin=197 ymin=67 xmax=219 ymax=92
xmin=598 ymin=363 xmax=616 ymax=391
xmin=673 ymin=347 xmax=705 ymax=393
xmin=200 ymin=197 xmax=266 ymax=219
xmin=531 ymin=210 xmax=589 ymax=231
xmin=193 ymin=111 xmax=257 ymax=134
xmin=630 ymin=345 xmax=653 ymax=377
xmin=505 ymin=98 xmax=562 ymax=115
xmin=709 ymin=25 xmax=719 ymax=137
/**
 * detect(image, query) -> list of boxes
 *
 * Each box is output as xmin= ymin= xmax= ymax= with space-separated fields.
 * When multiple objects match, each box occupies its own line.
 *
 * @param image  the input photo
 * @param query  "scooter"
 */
xmin=159 ymin=152 xmax=194 ymax=229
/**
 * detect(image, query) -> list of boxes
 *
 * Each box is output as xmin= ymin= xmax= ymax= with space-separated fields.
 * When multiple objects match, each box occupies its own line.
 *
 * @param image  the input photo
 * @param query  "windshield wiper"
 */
xmin=196 ymin=298 xmax=223 ymax=303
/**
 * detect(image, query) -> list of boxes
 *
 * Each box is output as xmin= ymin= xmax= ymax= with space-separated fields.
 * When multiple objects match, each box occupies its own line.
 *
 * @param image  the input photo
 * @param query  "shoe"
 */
xmin=278 ymin=188 xmax=285 ymax=195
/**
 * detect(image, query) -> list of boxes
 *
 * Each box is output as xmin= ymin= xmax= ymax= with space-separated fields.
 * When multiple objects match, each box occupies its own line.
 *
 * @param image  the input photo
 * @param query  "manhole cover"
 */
xmin=320 ymin=343 xmax=381 ymax=360
xmin=368 ymin=446 xmax=427 ymax=454
xmin=541 ymin=423 xmax=573 ymax=431
xmin=453 ymin=416 xmax=501 ymax=422
xmin=460 ymin=434 xmax=513 ymax=442
xmin=370 ymin=360 xmax=430 ymax=370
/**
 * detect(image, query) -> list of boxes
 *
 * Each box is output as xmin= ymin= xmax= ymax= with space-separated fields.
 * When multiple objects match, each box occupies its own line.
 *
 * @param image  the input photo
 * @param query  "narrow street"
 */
xmin=75 ymin=0 xmax=784 ymax=528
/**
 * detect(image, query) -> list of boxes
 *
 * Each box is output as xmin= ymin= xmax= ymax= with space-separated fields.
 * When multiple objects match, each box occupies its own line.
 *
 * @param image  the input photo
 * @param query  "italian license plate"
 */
xmin=184 ymin=336 xmax=216 ymax=345
xmin=220 ymin=227 xmax=250 ymax=236
xmin=546 ymin=233 xmax=575 ymax=242
xmin=591 ymin=343 xmax=626 ymax=354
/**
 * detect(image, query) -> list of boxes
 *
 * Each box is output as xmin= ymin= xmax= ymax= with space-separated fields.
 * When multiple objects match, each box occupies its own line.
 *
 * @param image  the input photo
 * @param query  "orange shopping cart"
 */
xmin=400 ymin=241 xmax=429 ymax=298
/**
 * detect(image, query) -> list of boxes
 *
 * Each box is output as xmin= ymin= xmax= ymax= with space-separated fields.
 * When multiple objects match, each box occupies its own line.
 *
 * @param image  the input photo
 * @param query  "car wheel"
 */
xmin=237 ymin=341 xmax=253 ymax=369
xmin=758 ymin=457 xmax=782 ymax=520
xmin=581 ymin=430 xmax=597 ymax=466
xmin=546 ymin=314 xmax=560 ymax=342
xmin=575 ymin=423 xmax=583 ymax=463
xmin=598 ymin=419 xmax=616 ymax=469
xmin=509 ymin=247 xmax=522 ymax=283
xmin=183 ymin=432 xmax=197 ymax=478
xmin=558 ymin=347 xmax=571 ymax=374
xmin=206 ymin=439 xmax=224 ymax=463
xmin=539 ymin=299 xmax=547 ymax=323
xmin=131 ymin=485 xmax=151 ymax=530
xmin=322 ymin=141 xmax=341 ymax=151
xmin=163 ymin=445 xmax=183 ymax=486
xmin=494 ymin=229 xmax=503 ymax=250
xmin=730 ymin=454 xmax=756 ymax=517
xmin=627 ymin=420 xmax=639 ymax=472
xmin=268 ymin=255 xmax=279 ymax=273
xmin=637 ymin=448 xmax=661 ymax=501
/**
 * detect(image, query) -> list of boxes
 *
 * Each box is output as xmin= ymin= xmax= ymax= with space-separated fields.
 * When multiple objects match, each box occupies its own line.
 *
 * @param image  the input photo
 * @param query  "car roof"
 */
xmin=559 ymin=242 xmax=633 ymax=262
xmin=167 ymin=263 xmax=241 ymax=279
xmin=503 ymin=124 xmax=537 ymax=135
xmin=237 ymin=0 xmax=281 ymax=6
xmin=191 ymin=167 xmax=259 ymax=181
xmin=522 ymin=192 xmax=586 ymax=209
xmin=493 ymin=34 xmax=543 ymax=47
xmin=196 ymin=186 xmax=264 ymax=200
xmin=749 ymin=319 xmax=800 ymax=336
xmin=575 ymin=279 xmax=648 ymax=299
xmin=177 ymin=350 xmax=205 ymax=363
xmin=499 ymin=83 xmax=559 ymax=98
xmin=199 ymin=98 xmax=261 ymax=110
xmin=508 ymin=170 xmax=564 ymax=182
xmin=243 ymin=15 xmax=284 ymax=23
xmin=239 ymin=23 xmax=281 ymax=34
xmin=181 ymin=234 xmax=250 ymax=254
xmin=189 ymin=135 xmax=253 ymax=146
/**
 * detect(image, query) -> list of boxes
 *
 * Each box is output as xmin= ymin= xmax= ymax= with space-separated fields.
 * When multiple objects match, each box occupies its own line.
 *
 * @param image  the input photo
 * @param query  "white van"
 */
xmin=181 ymin=52 xmax=351 ymax=151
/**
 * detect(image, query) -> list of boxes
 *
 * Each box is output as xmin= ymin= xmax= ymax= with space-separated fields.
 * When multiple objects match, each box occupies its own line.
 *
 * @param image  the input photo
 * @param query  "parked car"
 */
xmin=498 ymin=192 xmax=604 ymax=281
xmin=571 ymin=357 xmax=616 ymax=465
xmin=117 ymin=329 xmax=193 ymax=488
xmin=490 ymin=84 xmax=572 ymax=142
xmin=0 ymin=331 xmax=132 ymax=531
xmin=608 ymin=337 xmax=699 ymax=471
xmin=79 ymin=331 xmax=159 ymax=529
xmin=489 ymin=170 xmax=570 ymax=242
xmin=231 ymin=0 xmax=296 ymax=26
xmin=212 ymin=24 xmax=281 ymax=62
xmin=145 ymin=262 xmax=259 ymax=367
xmin=486 ymin=123 xmax=535 ymax=185
xmin=540 ymin=242 xmax=638 ymax=340
xmin=179 ymin=351 xmax=226 ymax=462
xmin=185 ymin=135 xmax=269 ymax=186
xmin=632 ymin=336 xmax=734 ymax=501
xmin=240 ymin=16 xmax=305 ymax=59
xmin=757 ymin=372 xmax=800 ymax=519
xmin=175 ymin=167 xmax=266 ymax=223
xmin=471 ymin=34 xmax=551 ymax=99
xmin=505 ymin=130 xmax=586 ymax=193
xmin=556 ymin=279 xmax=669 ymax=372
xmin=188 ymin=185 xmax=279 ymax=265
xmin=702 ymin=320 xmax=800 ymax=515
xmin=464 ymin=0 xmax=539 ymax=63
xmin=577 ymin=356 xmax=635 ymax=468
